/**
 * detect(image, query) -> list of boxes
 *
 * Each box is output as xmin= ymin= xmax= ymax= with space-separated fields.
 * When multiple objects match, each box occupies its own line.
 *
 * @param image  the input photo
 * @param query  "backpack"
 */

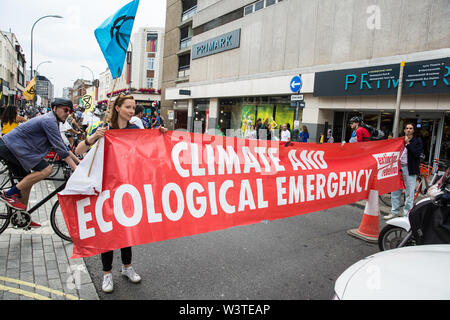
xmin=361 ymin=123 xmax=385 ymax=140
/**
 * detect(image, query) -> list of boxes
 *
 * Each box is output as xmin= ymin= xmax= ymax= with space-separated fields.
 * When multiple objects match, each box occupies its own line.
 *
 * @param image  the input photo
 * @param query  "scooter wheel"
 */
xmin=378 ymin=225 xmax=412 ymax=251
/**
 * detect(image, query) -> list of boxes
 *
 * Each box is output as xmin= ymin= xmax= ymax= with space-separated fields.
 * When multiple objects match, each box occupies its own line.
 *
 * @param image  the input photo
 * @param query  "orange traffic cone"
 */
xmin=347 ymin=189 xmax=380 ymax=243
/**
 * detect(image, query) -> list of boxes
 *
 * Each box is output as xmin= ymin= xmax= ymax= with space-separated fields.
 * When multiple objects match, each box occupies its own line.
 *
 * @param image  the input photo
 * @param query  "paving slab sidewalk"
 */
xmin=0 ymin=179 xmax=98 ymax=300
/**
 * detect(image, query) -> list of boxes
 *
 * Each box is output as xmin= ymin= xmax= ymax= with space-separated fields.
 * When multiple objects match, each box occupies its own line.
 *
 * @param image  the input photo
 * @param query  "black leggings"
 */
xmin=101 ymin=247 xmax=132 ymax=272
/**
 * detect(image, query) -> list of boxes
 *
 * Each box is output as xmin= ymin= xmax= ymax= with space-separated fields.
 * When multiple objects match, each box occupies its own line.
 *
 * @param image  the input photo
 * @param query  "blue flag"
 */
xmin=95 ymin=0 xmax=140 ymax=79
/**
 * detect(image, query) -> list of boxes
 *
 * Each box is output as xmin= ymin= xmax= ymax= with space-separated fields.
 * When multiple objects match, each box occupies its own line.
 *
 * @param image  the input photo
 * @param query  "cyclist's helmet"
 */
xmin=51 ymin=98 xmax=73 ymax=112
xmin=349 ymin=116 xmax=362 ymax=124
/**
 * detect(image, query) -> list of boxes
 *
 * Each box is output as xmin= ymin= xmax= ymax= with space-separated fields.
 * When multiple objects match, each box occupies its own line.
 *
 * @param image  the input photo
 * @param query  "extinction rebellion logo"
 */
xmin=372 ymin=152 xmax=400 ymax=180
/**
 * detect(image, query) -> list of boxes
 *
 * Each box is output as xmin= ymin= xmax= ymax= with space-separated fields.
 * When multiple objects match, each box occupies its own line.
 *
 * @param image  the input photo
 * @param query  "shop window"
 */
xmin=440 ymin=114 xmax=450 ymax=166
xmin=363 ymin=113 xmax=379 ymax=130
xmin=333 ymin=112 xmax=345 ymax=143
xmin=193 ymin=99 xmax=209 ymax=134
xmin=380 ymin=112 xmax=394 ymax=136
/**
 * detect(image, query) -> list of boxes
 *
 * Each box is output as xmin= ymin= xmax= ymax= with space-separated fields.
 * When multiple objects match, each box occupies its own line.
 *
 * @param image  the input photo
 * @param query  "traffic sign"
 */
xmin=291 ymin=94 xmax=304 ymax=101
xmin=290 ymin=75 xmax=302 ymax=93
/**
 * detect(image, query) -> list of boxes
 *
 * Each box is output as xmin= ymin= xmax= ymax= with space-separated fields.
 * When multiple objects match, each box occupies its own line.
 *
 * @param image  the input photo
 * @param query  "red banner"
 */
xmin=58 ymin=130 xmax=404 ymax=258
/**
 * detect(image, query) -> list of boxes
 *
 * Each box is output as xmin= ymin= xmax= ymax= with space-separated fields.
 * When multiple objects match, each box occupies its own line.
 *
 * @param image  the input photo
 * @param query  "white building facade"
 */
xmin=163 ymin=0 xmax=450 ymax=167
xmin=97 ymin=27 xmax=165 ymax=114
xmin=0 ymin=30 xmax=26 ymax=106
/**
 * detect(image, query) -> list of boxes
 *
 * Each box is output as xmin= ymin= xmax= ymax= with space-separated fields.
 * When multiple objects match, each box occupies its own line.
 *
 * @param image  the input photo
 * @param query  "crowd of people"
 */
xmin=240 ymin=117 xmax=312 ymax=143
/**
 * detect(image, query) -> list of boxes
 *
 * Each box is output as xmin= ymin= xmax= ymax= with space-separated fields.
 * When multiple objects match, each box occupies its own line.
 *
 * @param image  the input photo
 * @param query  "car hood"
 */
xmin=335 ymin=245 xmax=450 ymax=300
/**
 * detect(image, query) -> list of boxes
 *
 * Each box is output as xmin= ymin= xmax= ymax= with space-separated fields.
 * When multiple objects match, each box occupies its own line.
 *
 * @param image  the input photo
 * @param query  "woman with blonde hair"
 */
xmin=76 ymin=94 xmax=167 ymax=293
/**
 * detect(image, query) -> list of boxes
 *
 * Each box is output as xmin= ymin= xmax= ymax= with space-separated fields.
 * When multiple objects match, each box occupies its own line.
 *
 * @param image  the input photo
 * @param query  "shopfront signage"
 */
xmin=179 ymin=89 xmax=191 ymax=96
xmin=313 ymin=57 xmax=449 ymax=97
xmin=192 ymin=29 xmax=241 ymax=60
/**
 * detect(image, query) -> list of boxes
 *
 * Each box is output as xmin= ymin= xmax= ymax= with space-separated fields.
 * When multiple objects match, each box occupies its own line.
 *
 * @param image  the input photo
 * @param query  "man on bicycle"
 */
xmin=0 ymin=98 xmax=79 ymax=225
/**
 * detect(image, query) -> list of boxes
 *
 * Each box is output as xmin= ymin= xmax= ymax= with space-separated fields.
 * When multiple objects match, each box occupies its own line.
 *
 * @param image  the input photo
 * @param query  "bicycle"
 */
xmin=0 ymin=159 xmax=72 ymax=242
xmin=379 ymin=159 xmax=449 ymax=208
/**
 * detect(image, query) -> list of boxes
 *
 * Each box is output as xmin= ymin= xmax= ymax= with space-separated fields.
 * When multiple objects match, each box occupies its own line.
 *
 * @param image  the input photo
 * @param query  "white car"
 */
xmin=334 ymin=245 xmax=450 ymax=300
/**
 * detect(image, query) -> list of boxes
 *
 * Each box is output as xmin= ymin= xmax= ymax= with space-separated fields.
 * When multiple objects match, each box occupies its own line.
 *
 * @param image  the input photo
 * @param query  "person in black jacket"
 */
xmin=385 ymin=123 xmax=423 ymax=220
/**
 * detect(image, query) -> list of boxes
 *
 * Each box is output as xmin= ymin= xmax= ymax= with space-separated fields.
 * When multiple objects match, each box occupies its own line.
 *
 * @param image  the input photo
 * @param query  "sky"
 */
xmin=0 ymin=0 xmax=167 ymax=97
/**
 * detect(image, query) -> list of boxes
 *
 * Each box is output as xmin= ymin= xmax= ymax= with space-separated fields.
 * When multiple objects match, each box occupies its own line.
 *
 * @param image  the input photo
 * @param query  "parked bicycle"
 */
xmin=379 ymin=159 xmax=448 ymax=208
xmin=0 ymin=159 xmax=72 ymax=242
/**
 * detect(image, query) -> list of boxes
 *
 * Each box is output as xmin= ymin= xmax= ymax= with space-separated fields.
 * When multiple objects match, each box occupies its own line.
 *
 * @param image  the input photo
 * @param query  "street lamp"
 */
xmin=35 ymin=60 xmax=52 ymax=75
xmin=80 ymin=65 xmax=96 ymax=104
xmin=80 ymin=65 xmax=95 ymax=83
xmin=30 ymin=15 xmax=63 ymax=80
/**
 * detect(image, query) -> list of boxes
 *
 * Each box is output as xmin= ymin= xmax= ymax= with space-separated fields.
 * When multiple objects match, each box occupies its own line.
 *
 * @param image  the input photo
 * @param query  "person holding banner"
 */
xmin=75 ymin=94 xmax=167 ymax=293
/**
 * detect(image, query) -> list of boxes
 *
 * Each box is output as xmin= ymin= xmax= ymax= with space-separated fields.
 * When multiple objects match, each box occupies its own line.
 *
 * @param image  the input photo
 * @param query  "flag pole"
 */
xmin=87 ymin=68 xmax=120 ymax=177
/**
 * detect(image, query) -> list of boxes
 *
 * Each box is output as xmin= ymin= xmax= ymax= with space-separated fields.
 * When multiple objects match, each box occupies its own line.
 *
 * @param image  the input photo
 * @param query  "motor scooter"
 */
xmin=378 ymin=169 xmax=450 ymax=251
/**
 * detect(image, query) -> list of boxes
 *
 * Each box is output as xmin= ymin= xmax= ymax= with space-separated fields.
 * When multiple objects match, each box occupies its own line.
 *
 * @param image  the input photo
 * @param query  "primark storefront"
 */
xmin=313 ymin=57 xmax=450 ymax=168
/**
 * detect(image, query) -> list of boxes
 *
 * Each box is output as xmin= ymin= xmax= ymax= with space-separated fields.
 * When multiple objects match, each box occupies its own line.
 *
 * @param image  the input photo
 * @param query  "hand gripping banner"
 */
xmin=58 ymin=130 xmax=404 ymax=258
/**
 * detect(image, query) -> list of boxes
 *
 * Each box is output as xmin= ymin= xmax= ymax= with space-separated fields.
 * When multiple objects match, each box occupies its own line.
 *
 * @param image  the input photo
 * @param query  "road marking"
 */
xmin=0 ymin=276 xmax=81 ymax=300
xmin=0 ymin=284 xmax=51 ymax=300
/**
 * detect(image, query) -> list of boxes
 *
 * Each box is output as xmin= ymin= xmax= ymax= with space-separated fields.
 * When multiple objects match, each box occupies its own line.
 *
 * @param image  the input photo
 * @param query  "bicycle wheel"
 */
xmin=379 ymin=192 xmax=405 ymax=208
xmin=49 ymin=163 xmax=61 ymax=178
xmin=0 ymin=201 xmax=12 ymax=235
xmin=50 ymin=200 xmax=72 ymax=242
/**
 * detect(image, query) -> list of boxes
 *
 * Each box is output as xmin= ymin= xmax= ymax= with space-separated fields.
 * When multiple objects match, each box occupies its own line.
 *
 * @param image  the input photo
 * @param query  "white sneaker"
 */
xmin=102 ymin=273 xmax=114 ymax=293
xmin=121 ymin=266 xmax=141 ymax=283
xmin=383 ymin=213 xmax=399 ymax=220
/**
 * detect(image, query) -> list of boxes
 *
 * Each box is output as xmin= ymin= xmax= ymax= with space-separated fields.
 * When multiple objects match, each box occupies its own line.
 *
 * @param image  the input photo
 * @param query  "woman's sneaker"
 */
xmin=121 ymin=266 xmax=141 ymax=283
xmin=102 ymin=273 xmax=114 ymax=293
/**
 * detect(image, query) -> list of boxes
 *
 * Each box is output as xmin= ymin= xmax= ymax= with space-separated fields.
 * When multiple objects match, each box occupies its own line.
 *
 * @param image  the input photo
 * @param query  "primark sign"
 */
xmin=314 ymin=57 xmax=450 ymax=96
xmin=192 ymin=29 xmax=241 ymax=60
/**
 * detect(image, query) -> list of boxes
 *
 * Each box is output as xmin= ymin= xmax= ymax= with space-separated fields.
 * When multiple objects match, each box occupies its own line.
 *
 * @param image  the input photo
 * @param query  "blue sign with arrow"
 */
xmin=290 ymin=75 xmax=302 ymax=93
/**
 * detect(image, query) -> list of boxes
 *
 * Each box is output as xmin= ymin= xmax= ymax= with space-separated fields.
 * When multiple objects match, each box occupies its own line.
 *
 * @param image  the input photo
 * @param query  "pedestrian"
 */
xmin=75 ymin=94 xmax=167 ymax=293
xmin=142 ymin=113 xmax=151 ymax=129
xmin=349 ymin=116 xmax=370 ymax=142
xmin=130 ymin=105 xmax=145 ymax=129
xmin=245 ymin=125 xmax=257 ymax=140
xmin=81 ymin=109 xmax=91 ymax=133
xmin=384 ymin=123 xmax=423 ymax=220
xmin=326 ymin=129 xmax=334 ymax=143
xmin=255 ymin=118 xmax=263 ymax=139
xmin=262 ymin=118 xmax=271 ymax=140
xmin=1 ymin=104 xmax=27 ymax=136
xmin=299 ymin=125 xmax=309 ymax=142
xmin=280 ymin=123 xmax=291 ymax=142
xmin=151 ymin=110 xmax=161 ymax=129
xmin=387 ymin=132 xmax=394 ymax=139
